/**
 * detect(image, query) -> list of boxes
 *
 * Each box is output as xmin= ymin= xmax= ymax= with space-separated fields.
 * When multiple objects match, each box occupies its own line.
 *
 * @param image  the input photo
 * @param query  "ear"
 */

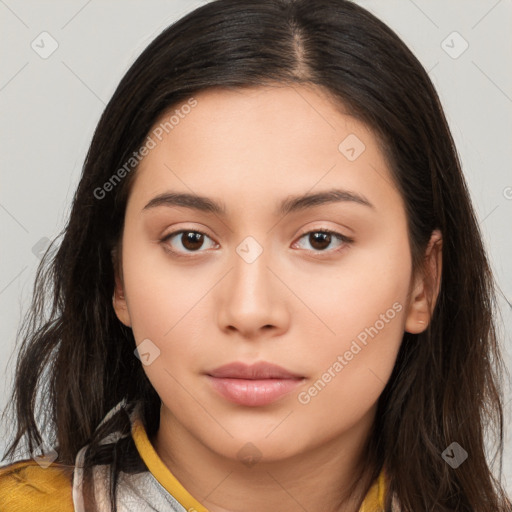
xmin=111 ymin=246 xmax=132 ymax=328
xmin=404 ymin=229 xmax=442 ymax=334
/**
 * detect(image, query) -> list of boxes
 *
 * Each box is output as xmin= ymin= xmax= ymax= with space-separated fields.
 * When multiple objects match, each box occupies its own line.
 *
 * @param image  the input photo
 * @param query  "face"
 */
xmin=113 ymin=84 xmax=437 ymax=463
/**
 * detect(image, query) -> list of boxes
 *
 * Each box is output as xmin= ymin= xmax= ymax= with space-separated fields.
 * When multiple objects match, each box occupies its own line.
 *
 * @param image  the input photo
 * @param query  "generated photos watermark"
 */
xmin=297 ymin=301 xmax=403 ymax=405
xmin=93 ymin=97 xmax=198 ymax=200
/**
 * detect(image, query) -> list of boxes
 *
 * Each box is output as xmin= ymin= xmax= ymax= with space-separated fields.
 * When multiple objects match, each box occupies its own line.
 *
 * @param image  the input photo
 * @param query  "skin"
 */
xmin=113 ymin=84 xmax=442 ymax=512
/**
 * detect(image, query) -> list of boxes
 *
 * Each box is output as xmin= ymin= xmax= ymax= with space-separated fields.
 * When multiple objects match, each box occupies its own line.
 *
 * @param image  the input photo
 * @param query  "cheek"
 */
xmin=120 ymin=233 xmax=217 ymax=395
xmin=292 ymin=232 xmax=411 ymax=353
xmin=294 ymin=299 xmax=406 ymax=442
xmin=121 ymin=230 xmax=207 ymax=338
xmin=292 ymin=235 xmax=410 ymax=417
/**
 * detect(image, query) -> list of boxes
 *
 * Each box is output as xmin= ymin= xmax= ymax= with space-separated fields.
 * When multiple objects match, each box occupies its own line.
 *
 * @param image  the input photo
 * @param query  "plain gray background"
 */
xmin=1 ymin=0 xmax=511 ymax=494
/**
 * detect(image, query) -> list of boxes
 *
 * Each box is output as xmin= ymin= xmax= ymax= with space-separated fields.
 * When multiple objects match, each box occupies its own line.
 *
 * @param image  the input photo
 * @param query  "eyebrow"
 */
xmin=142 ymin=188 xmax=374 ymax=216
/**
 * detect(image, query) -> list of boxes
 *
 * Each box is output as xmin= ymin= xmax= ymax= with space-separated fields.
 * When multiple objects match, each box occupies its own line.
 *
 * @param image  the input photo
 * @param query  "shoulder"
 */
xmin=0 ymin=459 xmax=74 ymax=511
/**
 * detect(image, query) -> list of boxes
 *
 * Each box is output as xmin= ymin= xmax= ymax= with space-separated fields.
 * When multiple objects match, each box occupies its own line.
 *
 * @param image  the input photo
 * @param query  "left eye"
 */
xmin=293 ymin=229 xmax=353 ymax=253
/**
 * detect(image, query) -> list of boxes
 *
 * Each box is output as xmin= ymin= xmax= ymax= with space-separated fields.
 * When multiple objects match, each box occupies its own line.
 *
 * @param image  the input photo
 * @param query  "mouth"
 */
xmin=205 ymin=361 xmax=305 ymax=407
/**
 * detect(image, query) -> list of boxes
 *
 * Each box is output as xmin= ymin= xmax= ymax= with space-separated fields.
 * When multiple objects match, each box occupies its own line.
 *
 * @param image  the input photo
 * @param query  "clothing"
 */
xmin=0 ymin=401 xmax=388 ymax=511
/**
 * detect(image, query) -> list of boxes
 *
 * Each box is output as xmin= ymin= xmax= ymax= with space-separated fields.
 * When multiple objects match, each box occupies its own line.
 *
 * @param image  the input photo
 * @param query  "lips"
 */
xmin=206 ymin=362 xmax=305 ymax=407
xmin=207 ymin=361 xmax=303 ymax=380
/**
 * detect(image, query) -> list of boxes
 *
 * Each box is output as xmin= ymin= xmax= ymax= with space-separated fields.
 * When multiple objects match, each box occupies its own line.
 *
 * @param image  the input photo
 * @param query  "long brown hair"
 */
xmin=2 ymin=0 xmax=510 ymax=510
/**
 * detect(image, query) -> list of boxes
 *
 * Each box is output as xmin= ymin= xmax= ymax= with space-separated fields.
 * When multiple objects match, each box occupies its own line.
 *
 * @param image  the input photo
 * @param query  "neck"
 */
xmin=152 ymin=404 xmax=378 ymax=512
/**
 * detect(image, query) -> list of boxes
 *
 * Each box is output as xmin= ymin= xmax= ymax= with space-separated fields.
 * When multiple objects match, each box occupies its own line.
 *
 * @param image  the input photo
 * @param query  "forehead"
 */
xmin=127 ymin=84 xmax=400 ymax=216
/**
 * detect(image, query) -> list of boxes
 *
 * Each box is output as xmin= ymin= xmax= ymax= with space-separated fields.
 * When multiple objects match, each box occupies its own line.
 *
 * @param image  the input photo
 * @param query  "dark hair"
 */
xmin=2 ymin=0 xmax=510 ymax=510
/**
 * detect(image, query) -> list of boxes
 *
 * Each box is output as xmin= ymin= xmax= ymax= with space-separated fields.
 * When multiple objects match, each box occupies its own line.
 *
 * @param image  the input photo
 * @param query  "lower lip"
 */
xmin=206 ymin=376 xmax=304 ymax=406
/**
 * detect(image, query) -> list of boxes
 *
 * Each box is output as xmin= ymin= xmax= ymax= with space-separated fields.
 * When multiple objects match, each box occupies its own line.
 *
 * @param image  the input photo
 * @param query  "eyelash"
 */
xmin=160 ymin=228 xmax=354 ymax=258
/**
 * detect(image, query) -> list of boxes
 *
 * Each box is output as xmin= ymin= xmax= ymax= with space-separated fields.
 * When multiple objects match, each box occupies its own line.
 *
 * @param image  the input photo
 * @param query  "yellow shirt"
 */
xmin=0 ymin=415 xmax=387 ymax=511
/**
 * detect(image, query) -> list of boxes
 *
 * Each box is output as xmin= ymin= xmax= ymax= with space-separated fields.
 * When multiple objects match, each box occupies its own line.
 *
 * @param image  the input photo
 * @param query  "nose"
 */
xmin=215 ymin=241 xmax=290 ymax=340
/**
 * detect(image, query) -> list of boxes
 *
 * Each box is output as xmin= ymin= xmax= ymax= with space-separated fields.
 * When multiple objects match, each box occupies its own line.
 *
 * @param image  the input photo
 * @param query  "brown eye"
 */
xmin=181 ymin=231 xmax=205 ymax=251
xmin=294 ymin=229 xmax=353 ymax=254
xmin=161 ymin=229 xmax=217 ymax=255
xmin=309 ymin=232 xmax=332 ymax=251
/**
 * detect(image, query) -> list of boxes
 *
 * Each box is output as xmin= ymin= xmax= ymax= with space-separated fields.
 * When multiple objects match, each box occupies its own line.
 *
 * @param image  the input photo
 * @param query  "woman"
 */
xmin=1 ymin=0 xmax=510 ymax=510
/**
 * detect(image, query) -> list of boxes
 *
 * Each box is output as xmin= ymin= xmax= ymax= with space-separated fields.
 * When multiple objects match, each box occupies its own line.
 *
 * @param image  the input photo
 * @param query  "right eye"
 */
xmin=160 ymin=229 xmax=218 ymax=257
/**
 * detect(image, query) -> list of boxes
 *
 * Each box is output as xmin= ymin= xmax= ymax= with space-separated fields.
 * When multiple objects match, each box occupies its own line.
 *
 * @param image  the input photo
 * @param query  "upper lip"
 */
xmin=207 ymin=361 xmax=303 ymax=380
